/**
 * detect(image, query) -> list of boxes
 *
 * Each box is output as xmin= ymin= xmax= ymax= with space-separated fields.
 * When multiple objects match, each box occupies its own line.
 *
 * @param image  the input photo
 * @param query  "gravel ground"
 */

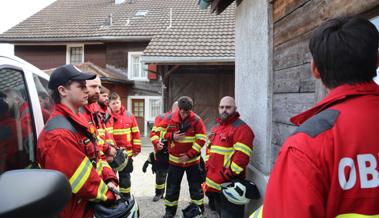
xmin=130 ymin=137 xmax=218 ymax=218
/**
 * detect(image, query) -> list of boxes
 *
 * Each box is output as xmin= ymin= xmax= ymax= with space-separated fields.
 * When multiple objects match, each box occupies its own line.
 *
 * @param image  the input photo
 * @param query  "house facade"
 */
xmin=200 ymin=0 xmax=379 ymax=215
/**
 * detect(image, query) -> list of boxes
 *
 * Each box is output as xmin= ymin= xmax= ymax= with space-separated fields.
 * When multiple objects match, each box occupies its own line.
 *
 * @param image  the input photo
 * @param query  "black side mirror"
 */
xmin=0 ymin=169 xmax=71 ymax=218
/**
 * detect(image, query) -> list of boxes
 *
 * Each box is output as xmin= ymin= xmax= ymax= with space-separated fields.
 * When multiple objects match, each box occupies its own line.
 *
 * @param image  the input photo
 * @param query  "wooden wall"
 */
xmin=15 ymin=45 xmax=66 ymax=70
xmin=167 ymin=65 xmax=234 ymax=131
xmin=271 ymin=0 xmax=379 ymax=162
xmin=105 ymin=41 xmax=149 ymax=70
xmin=85 ymin=44 xmax=106 ymax=68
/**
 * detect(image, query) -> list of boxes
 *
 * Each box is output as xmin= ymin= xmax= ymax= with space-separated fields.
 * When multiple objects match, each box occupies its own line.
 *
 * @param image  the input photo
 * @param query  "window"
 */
xmin=370 ymin=16 xmax=379 ymax=85
xmin=33 ymin=75 xmax=53 ymax=124
xmin=66 ymin=45 xmax=84 ymax=65
xmin=149 ymin=99 xmax=161 ymax=118
xmin=128 ymin=52 xmax=147 ymax=80
xmin=135 ymin=10 xmax=148 ymax=17
xmin=0 ymin=68 xmax=36 ymax=173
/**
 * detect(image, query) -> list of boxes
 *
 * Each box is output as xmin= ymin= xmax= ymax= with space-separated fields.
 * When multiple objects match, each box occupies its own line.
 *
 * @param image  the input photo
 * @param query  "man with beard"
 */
xmin=205 ymin=96 xmax=254 ymax=218
xmin=98 ymin=86 xmax=110 ymax=113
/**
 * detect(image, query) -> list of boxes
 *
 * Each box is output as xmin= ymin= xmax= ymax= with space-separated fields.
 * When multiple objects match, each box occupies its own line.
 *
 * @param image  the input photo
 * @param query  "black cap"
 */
xmin=48 ymin=64 xmax=96 ymax=89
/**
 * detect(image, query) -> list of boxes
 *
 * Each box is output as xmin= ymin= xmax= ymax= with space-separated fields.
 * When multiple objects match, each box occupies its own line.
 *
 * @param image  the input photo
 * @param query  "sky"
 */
xmin=0 ymin=0 xmax=56 ymax=55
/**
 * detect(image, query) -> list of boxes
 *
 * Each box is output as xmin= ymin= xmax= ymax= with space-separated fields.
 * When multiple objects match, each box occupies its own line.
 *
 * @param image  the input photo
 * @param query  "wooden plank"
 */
xmin=273 ymin=0 xmax=310 ymax=23
xmin=272 ymin=92 xmax=315 ymax=124
xmin=274 ymin=0 xmax=379 ymax=47
xmin=273 ymin=63 xmax=314 ymax=93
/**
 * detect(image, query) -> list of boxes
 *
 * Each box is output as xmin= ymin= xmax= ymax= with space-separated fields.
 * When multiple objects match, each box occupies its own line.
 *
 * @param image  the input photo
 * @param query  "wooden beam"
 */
xmin=163 ymin=65 xmax=180 ymax=81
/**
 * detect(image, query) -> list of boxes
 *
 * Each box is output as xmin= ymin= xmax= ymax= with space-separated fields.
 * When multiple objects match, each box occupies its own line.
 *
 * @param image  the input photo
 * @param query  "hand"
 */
xmin=157 ymin=141 xmax=164 ymax=150
xmin=178 ymin=153 xmax=190 ymax=163
xmin=107 ymin=182 xmax=121 ymax=200
xmin=173 ymin=132 xmax=185 ymax=141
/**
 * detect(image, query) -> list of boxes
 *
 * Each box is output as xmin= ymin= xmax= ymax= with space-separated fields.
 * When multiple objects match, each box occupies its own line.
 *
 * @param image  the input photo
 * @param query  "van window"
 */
xmin=0 ymin=68 xmax=36 ymax=174
xmin=33 ymin=75 xmax=53 ymax=123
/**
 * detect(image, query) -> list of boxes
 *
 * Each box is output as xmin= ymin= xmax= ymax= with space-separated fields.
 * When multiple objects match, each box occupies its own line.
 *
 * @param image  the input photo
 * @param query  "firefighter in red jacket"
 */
xmin=159 ymin=96 xmax=207 ymax=218
xmin=251 ymin=17 xmax=379 ymax=218
xmin=205 ymin=96 xmax=254 ymax=218
xmin=37 ymin=64 xmax=118 ymax=218
xmin=109 ymin=92 xmax=141 ymax=199
xmin=149 ymin=101 xmax=179 ymax=202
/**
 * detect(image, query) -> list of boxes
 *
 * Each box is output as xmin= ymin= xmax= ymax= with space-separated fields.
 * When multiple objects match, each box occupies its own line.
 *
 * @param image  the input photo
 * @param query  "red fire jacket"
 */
xmin=37 ymin=104 xmax=117 ymax=218
xmin=150 ymin=112 xmax=168 ymax=152
xmin=111 ymin=106 xmax=141 ymax=157
xmin=205 ymin=112 xmax=254 ymax=192
xmin=259 ymin=82 xmax=379 ymax=218
xmin=159 ymin=110 xmax=206 ymax=167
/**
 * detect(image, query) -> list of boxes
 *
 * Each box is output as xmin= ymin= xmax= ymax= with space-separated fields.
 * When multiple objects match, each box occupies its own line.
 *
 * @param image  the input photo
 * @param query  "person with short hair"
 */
xmin=251 ymin=16 xmax=379 ymax=218
xmin=108 ymin=92 xmax=141 ymax=199
xmin=37 ymin=64 xmax=118 ymax=218
xmin=98 ymin=86 xmax=110 ymax=113
xmin=159 ymin=96 xmax=207 ymax=218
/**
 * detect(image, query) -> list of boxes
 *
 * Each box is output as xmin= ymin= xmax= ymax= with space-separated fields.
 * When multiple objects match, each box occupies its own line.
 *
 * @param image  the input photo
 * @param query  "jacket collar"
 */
xmin=216 ymin=112 xmax=240 ymax=125
xmin=111 ymin=105 xmax=126 ymax=117
xmin=171 ymin=110 xmax=195 ymax=123
xmin=291 ymin=81 xmax=379 ymax=126
xmin=54 ymin=103 xmax=89 ymax=129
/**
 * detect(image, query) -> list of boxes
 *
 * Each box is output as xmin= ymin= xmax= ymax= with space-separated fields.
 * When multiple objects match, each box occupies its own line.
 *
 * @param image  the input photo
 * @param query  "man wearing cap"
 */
xmin=37 ymin=64 xmax=118 ymax=218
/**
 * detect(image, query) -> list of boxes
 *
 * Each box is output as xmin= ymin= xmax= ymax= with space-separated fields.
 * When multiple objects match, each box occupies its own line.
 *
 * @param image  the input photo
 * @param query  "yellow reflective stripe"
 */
xmin=69 ymin=157 xmax=93 ymax=193
xmin=164 ymin=199 xmax=178 ymax=206
xmin=94 ymin=180 xmax=108 ymax=201
xmin=133 ymin=139 xmax=141 ymax=145
xmin=192 ymin=142 xmax=202 ymax=152
xmin=191 ymin=198 xmax=204 ymax=206
xmin=231 ymin=162 xmax=244 ymax=174
xmin=250 ymin=205 xmax=263 ymax=218
xmin=205 ymin=154 xmax=209 ymax=161
xmin=106 ymin=127 xmax=113 ymax=132
xmin=210 ymin=145 xmax=234 ymax=155
xmin=113 ymin=129 xmax=131 ymax=135
xmin=195 ymin=134 xmax=206 ymax=141
xmin=176 ymin=136 xmax=195 ymax=143
xmin=97 ymin=129 xmax=105 ymax=135
xmin=156 ymin=183 xmax=165 ymax=189
xmin=234 ymin=142 xmax=252 ymax=156
xmin=336 ymin=214 xmax=379 ymax=218
xmin=102 ymin=160 xmax=112 ymax=169
xmin=97 ymin=137 xmax=105 ymax=145
xmin=105 ymin=139 xmax=114 ymax=143
xmin=131 ymin=127 xmax=139 ymax=132
xmin=152 ymin=126 xmax=160 ymax=131
xmin=151 ymin=135 xmax=160 ymax=141
xmin=96 ymin=161 xmax=103 ymax=175
xmin=169 ymin=154 xmax=200 ymax=164
xmin=126 ymin=150 xmax=133 ymax=157
xmin=120 ymin=187 xmax=131 ymax=194
xmin=206 ymin=177 xmax=221 ymax=191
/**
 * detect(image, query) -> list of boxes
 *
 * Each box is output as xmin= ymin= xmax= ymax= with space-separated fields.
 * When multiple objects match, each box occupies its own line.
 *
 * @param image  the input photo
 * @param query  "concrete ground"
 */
xmin=130 ymin=136 xmax=218 ymax=218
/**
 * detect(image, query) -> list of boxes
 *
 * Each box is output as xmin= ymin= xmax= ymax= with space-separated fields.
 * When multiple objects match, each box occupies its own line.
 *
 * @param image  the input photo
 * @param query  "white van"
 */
xmin=0 ymin=54 xmax=51 ymax=173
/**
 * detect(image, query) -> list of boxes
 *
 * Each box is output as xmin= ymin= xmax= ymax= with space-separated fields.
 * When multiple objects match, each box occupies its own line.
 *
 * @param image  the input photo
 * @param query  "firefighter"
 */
xmin=159 ymin=96 xmax=207 ymax=218
xmin=149 ymin=101 xmax=178 ymax=202
xmin=108 ymin=92 xmax=141 ymax=199
xmin=205 ymin=96 xmax=254 ymax=218
xmin=98 ymin=86 xmax=110 ymax=114
xmin=251 ymin=17 xmax=379 ymax=217
xmin=36 ymin=64 xmax=119 ymax=218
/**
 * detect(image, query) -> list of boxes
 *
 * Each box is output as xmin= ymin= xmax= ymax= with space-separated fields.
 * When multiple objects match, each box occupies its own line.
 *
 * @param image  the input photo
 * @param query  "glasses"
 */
xmin=219 ymin=105 xmax=233 ymax=109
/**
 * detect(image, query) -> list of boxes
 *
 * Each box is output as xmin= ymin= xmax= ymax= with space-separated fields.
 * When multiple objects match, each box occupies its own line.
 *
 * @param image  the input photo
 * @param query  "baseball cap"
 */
xmin=48 ymin=64 xmax=96 ymax=89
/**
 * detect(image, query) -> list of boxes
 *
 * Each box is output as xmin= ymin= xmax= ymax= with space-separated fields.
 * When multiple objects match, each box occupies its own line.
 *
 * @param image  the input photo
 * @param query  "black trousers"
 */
xmin=118 ymin=160 xmax=133 ymax=198
xmin=155 ymin=167 xmax=168 ymax=195
xmin=165 ymin=164 xmax=204 ymax=212
xmin=207 ymin=191 xmax=245 ymax=218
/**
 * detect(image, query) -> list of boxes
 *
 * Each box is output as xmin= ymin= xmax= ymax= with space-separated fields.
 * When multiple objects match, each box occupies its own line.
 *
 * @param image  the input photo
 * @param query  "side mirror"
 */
xmin=0 ymin=169 xmax=71 ymax=218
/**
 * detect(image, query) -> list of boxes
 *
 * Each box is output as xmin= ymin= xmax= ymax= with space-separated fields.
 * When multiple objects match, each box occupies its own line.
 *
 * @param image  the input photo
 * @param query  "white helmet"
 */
xmin=221 ymin=179 xmax=260 ymax=205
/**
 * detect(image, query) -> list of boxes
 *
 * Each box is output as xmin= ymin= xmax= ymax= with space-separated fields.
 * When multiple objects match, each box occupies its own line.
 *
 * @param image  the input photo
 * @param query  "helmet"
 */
xmin=110 ymin=149 xmax=129 ymax=172
xmin=182 ymin=204 xmax=202 ymax=218
xmin=221 ymin=179 xmax=260 ymax=205
xmin=94 ymin=195 xmax=139 ymax=218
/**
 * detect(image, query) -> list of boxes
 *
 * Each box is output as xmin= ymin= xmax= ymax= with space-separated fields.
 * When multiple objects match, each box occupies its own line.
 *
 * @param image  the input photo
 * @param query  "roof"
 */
xmin=44 ymin=62 xmax=133 ymax=84
xmin=143 ymin=1 xmax=235 ymax=62
xmin=0 ymin=0 xmax=235 ymax=61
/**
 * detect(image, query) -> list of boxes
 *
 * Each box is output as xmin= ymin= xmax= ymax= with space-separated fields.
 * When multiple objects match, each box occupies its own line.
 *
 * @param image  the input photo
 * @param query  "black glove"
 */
xmin=142 ymin=160 xmax=150 ymax=173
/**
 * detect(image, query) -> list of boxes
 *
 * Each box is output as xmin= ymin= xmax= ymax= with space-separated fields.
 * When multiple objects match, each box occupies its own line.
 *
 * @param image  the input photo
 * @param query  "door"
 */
xmin=131 ymin=99 xmax=145 ymax=135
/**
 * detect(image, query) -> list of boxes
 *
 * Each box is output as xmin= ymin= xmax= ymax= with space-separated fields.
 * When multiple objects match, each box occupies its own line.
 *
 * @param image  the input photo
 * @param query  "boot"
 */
xmin=163 ymin=207 xmax=176 ymax=218
xmin=153 ymin=193 xmax=164 ymax=202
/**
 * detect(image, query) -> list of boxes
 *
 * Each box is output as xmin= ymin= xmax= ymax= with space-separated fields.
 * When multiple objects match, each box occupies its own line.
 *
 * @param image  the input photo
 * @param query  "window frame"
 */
xmin=66 ymin=44 xmax=84 ymax=65
xmin=127 ymin=51 xmax=148 ymax=81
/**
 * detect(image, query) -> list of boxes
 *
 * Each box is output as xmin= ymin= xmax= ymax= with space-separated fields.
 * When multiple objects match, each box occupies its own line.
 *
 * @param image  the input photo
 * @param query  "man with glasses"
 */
xmin=205 ymin=96 xmax=255 ymax=218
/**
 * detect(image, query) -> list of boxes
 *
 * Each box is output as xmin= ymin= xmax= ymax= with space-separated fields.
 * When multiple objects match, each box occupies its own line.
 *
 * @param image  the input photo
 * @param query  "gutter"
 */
xmin=0 ymin=36 xmax=153 ymax=43
xmin=141 ymin=56 xmax=235 ymax=64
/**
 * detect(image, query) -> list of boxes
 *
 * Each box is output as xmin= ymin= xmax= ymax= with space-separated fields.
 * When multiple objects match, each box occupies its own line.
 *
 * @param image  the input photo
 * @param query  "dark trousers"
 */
xmin=207 ymin=191 xmax=244 ymax=218
xmin=165 ymin=164 xmax=204 ymax=213
xmin=155 ymin=168 xmax=168 ymax=195
xmin=118 ymin=160 xmax=133 ymax=198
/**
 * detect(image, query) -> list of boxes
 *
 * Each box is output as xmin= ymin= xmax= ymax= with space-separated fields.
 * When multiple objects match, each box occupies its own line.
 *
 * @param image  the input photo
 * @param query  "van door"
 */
xmin=0 ymin=66 xmax=37 ymax=173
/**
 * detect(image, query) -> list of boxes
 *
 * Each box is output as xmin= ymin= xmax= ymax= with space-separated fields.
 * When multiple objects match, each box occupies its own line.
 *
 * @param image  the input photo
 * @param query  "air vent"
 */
xmin=135 ymin=10 xmax=148 ymax=17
